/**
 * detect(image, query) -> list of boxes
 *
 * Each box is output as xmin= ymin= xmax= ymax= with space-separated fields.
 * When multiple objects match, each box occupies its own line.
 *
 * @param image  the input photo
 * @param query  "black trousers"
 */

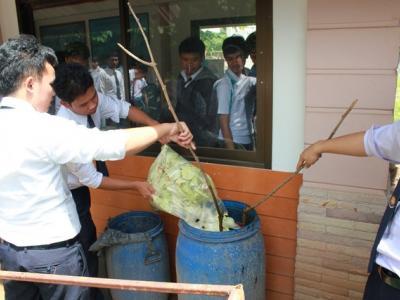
xmin=71 ymin=187 xmax=104 ymax=300
xmin=363 ymin=265 xmax=400 ymax=300
xmin=0 ymin=241 xmax=89 ymax=300
xmin=70 ymin=186 xmax=98 ymax=278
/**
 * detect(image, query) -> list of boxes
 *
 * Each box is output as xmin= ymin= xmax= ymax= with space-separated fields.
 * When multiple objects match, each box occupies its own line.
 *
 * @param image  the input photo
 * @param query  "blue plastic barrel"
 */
xmin=105 ymin=211 xmax=170 ymax=300
xmin=176 ymin=200 xmax=265 ymax=300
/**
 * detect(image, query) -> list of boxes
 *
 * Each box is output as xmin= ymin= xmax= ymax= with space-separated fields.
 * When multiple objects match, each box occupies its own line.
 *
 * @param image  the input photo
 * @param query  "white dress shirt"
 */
xmin=57 ymin=93 xmax=131 ymax=190
xmin=105 ymin=67 xmax=125 ymax=101
xmin=90 ymin=66 xmax=114 ymax=97
xmin=364 ymin=122 xmax=400 ymax=276
xmin=0 ymin=97 xmax=128 ymax=246
xmin=215 ymin=69 xmax=256 ymax=144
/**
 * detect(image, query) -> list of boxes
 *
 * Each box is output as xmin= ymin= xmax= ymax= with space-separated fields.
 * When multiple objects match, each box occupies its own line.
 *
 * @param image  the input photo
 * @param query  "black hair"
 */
xmin=52 ymin=63 xmax=93 ymax=103
xmin=135 ymin=62 xmax=148 ymax=73
xmin=246 ymin=32 xmax=256 ymax=53
xmin=222 ymin=35 xmax=248 ymax=58
xmin=64 ymin=41 xmax=90 ymax=60
xmin=178 ymin=36 xmax=206 ymax=58
xmin=0 ymin=34 xmax=58 ymax=96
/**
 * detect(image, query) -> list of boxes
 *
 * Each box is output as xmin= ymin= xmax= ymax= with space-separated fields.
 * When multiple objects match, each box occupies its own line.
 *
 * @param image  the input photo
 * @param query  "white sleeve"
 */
xmin=215 ymin=80 xmax=231 ymax=115
xmin=41 ymin=114 xmax=128 ymax=164
xmin=99 ymin=93 xmax=130 ymax=122
xmin=364 ymin=122 xmax=400 ymax=163
xmin=66 ymin=162 xmax=103 ymax=189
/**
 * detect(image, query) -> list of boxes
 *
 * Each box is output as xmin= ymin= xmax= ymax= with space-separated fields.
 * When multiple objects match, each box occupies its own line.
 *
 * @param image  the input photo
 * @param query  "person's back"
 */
xmin=0 ymin=103 xmax=82 ymax=245
xmin=90 ymin=56 xmax=114 ymax=97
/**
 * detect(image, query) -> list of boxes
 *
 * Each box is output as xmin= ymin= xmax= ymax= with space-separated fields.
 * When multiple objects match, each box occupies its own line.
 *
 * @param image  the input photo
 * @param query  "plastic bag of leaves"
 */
xmin=148 ymin=145 xmax=239 ymax=231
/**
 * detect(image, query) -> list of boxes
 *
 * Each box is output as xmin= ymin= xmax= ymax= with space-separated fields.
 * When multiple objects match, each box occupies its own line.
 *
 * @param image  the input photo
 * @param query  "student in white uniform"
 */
xmin=298 ymin=124 xmax=400 ymax=300
xmin=53 ymin=63 xmax=161 ymax=284
xmin=0 ymin=34 xmax=193 ymax=300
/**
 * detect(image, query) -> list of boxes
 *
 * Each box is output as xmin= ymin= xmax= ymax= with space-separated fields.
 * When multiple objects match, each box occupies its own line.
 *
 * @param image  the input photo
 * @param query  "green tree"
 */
xmin=200 ymin=30 xmax=227 ymax=58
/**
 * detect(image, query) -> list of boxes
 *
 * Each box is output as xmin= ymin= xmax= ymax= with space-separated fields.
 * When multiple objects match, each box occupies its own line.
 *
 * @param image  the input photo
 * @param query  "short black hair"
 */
xmin=246 ymin=32 xmax=256 ymax=53
xmin=65 ymin=41 xmax=90 ymax=60
xmin=52 ymin=63 xmax=93 ymax=103
xmin=179 ymin=36 xmax=206 ymax=58
xmin=135 ymin=62 xmax=148 ymax=73
xmin=222 ymin=35 xmax=248 ymax=58
xmin=0 ymin=34 xmax=58 ymax=96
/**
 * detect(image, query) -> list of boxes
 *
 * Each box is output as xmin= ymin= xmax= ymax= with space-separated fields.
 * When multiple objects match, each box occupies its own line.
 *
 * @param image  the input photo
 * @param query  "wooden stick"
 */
xmin=228 ymin=284 xmax=245 ymax=300
xmin=0 ymin=270 xmax=241 ymax=297
xmin=241 ymin=99 xmax=358 ymax=224
xmin=119 ymin=1 xmax=224 ymax=231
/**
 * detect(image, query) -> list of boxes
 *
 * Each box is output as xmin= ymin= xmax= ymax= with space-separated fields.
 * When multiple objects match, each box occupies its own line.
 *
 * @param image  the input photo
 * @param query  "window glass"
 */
xmin=39 ymin=22 xmax=86 ymax=62
xmin=89 ymin=14 xmax=149 ymax=66
xmin=33 ymin=0 xmax=269 ymax=166
xmin=125 ymin=0 xmax=257 ymax=152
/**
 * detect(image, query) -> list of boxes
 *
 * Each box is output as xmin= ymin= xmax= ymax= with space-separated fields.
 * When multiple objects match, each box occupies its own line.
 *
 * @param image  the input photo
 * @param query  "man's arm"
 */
xmin=66 ymin=160 xmax=154 ymax=198
xmin=99 ymin=177 xmax=155 ymax=198
xmin=127 ymin=106 xmax=159 ymax=126
xmin=219 ymin=114 xmax=235 ymax=150
xmin=123 ymin=122 xmax=194 ymax=156
xmin=46 ymin=117 xmax=193 ymax=164
xmin=297 ymin=131 xmax=366 ymax=170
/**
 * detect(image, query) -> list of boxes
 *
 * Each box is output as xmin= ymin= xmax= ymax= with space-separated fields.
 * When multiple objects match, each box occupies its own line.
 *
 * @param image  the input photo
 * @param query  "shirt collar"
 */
xmin=226 ymin=69 xmax=242 ymax=83
xmin=0 ymin=96 xmax=36 ymax=111
xmin=181 ymin=66 xmax=203 ymax=83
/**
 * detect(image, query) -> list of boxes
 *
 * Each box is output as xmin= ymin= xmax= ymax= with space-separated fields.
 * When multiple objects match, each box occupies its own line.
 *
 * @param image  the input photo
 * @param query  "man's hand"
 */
xmin=168 ymin=122 xmax=195 ymax=150
xmin=296 ymin=141 xmax=323 ymax=170
xmin=133 ymin=181 xmax=155 ymax=199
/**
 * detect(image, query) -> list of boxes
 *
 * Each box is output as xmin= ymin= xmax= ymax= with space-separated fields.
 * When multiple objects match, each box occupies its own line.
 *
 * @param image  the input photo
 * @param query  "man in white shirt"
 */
xmin=214 ymin=36 xmax=256 ymax=150
xmin=0 ymin=34 xmax=193 ymax=300
xmin=52 ymin=63 xmax=160 ymax=285
xmin=298 ymin=124 xmax=400 ymax=299
xmin=104 ymin=53 xmax=125 ymax=101
xmin=89 ymin=56 xmax=114 ymax=97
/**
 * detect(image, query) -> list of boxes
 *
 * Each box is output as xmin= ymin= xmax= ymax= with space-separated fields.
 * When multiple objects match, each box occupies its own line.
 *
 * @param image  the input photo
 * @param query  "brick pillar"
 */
xmin=294 ymin=186 xmax=386 ymax=300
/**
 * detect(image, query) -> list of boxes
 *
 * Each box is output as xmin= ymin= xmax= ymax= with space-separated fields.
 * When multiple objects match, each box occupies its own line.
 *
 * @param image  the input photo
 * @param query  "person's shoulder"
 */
xmin=213 ymin=75 xmax=229 ymax=89
xmin=200 ymin=66 xmax=218 ymax=80
xmin=56 ymin=105 xmax=76 ymax=119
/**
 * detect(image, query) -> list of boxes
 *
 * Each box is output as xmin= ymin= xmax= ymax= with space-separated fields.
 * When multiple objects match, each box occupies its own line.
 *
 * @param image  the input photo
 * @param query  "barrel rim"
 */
xmin=107 ymin=210 xmax=164 ymax=237
xmin=178 ymin=200 xmax=260 ymax=243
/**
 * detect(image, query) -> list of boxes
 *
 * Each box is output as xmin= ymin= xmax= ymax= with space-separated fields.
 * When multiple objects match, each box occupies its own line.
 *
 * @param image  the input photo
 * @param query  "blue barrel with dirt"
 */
xmin=105 ymin=211 xmax=170 ymax=300
xmin=176 ymin=200 xmax=265 ymax=300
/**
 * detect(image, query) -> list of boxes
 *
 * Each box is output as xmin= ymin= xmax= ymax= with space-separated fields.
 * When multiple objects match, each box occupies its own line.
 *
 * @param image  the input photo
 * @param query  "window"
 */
xmin=32 ymin=0 xmax=272 ymax=168
xmin=89 ymin=14 xmax=149 ymax=67
xmin=39 ymin=21 xmax=86 ymax=62
xmin=122 ymin=0 xmax=271 ymax=167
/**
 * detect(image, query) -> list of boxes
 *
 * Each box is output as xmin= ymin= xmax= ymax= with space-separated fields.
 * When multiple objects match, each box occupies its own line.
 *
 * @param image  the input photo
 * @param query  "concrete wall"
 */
xmin=0 ymin=0 xmax=19 ymax=41
xmin=295 ymin=1 xmax=400 ymax=299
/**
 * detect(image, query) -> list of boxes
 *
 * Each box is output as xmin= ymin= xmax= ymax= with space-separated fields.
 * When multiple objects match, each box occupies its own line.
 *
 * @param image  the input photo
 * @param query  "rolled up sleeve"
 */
xmin=364 ymin=122 xmax=400 ymax=163
xmin=66 ymin=162 xmax=103 ymax=189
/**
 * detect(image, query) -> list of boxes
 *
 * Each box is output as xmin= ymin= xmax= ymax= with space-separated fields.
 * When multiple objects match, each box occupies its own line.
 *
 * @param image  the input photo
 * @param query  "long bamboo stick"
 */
xmin=0 ymin=270 xmax=244 ymax=298
xmin=118 ymin=1 xmax=224 ymax=231
xmin=241 ymin=99 xmax=358 ymax=224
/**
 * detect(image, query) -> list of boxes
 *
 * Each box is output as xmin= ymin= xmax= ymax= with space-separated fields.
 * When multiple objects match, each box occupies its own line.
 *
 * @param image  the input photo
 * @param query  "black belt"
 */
xmin=378 ymin=265 xmax=400 ymax=290
xmin=1 ymin=236 xmax=78 ymax=251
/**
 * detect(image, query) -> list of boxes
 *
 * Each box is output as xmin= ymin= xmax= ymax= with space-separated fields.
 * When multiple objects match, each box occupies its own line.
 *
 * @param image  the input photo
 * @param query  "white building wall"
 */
xmin=272 ymin=0 xmax=307 ymax=172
